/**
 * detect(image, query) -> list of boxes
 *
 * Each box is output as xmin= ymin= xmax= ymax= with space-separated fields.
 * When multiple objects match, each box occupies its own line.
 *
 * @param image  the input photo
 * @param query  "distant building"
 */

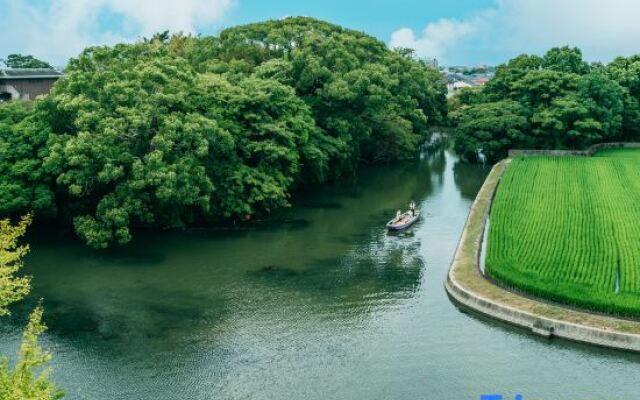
xmin=471 ymin=77 xmax=490 ymax=86
xmin=445 ymin=71 xmax=492 ymax=97
xmin=0 ymin=69 xmax=63 ymax=101
xmin=422 ymin=57 xmax=439 ymax=69
xmin=447 ymin=80 xmax=474 ymax=95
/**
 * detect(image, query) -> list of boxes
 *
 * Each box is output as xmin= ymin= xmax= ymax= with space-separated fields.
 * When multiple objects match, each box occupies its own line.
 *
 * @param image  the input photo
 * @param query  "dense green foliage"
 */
xmin=0 ymin=217 xmax=32 ymax=315
xmin=0 ymin=217 xmax=62 ymax=399
xmin=453 ymin=46 xmax=640 ymax=162
xmin=0 ymin=18 xmax=446 ymax=248
xmin=0 ymin=103 xmax=54 ymax=217
xmin=2 ymin=54 xmax=54 ymax=69
xmin=204 ymin=18 xmax=447 ymax=165
xmin=0 ymin=307 xmax=62 ymax=400
xmin=487 ymin=150 xmax=640 ymax=316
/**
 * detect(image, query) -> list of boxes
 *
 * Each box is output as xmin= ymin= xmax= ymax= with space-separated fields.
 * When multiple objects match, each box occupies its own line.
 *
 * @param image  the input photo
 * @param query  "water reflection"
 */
xmin=453 ymin=160 xmax=492 ymax=200
xmin=250 ymin=231 xmax=424 ymax=303
xmin=3 ymin=149 xmax=638 ymax=400
xmin=423 ymin=145 xmax=447 ymax=186
xmin=0 ymin=146 xmax=526 ymax=400
xmin=7 ymin=145 xmax=448 ymax=346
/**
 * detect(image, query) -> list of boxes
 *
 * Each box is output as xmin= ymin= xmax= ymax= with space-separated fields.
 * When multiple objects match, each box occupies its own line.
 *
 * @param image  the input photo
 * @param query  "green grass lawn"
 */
xmin=487 ymin=149 xmax=640 ymax=316
xmin=594 ymin=147 xmax=640 ymax=159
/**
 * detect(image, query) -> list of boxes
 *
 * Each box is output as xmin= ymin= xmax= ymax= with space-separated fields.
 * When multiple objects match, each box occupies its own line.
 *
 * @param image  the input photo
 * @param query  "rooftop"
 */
xmin=0 ymin=68 xmax=64 ymax=79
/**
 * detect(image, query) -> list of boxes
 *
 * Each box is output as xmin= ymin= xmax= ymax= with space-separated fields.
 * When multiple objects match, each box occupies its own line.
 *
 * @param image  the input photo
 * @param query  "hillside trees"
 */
xmin=39 ymin=42 xmax=324 ymax=248
xmin=454 ymin=46 xmax=630 ymax=162
xmin=0 ymin=17 xmax=446 ymax=248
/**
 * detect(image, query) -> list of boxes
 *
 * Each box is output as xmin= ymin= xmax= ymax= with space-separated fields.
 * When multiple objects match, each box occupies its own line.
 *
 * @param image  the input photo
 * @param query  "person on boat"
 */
xmin=396 ymin=210 xmax=402 ymax=221
xmin=409 ymin=201 xmax=416 ymax=216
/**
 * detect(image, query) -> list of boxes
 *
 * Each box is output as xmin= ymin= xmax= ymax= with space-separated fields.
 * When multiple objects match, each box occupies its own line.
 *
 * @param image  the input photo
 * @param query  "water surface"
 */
xmin=1 ymin=148 xmax=639 ymax=400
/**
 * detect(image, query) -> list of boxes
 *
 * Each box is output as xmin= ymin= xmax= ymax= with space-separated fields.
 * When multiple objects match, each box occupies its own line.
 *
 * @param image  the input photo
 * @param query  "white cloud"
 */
xmin=495 ymin=0 xmax=640 ymax=60
xmin=1 ymin=0 xmax=234 ymax=66
xmin=105 ymin=0 xmax=232 ymax=34
xmin=391 ymin=0 xmax=640 ymax=65
xmin=390 ymin=18 xmax=480 ymax=63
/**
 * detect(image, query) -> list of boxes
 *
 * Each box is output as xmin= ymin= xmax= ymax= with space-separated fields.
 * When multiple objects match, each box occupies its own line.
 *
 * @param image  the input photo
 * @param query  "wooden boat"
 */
xmin=386 ymin=209 xmax=420 ymax=231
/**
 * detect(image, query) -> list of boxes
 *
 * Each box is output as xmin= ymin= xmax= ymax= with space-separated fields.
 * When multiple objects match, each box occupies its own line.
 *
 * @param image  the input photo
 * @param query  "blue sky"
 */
xmin=222 ymin=0 xmax=495 ymax=41
xmin=3 ymin=0 xmax=640 ymax=67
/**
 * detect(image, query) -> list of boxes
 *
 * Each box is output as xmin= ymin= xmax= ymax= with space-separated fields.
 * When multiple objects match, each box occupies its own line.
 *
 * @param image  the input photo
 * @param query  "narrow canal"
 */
xmin=1 ymin=146 xmax=639 ymax=399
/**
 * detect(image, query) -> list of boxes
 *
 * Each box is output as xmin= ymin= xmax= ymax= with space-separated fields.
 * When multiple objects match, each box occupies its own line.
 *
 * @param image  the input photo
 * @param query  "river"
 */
xmin=1 ymin=147 xmax=639 ymax=400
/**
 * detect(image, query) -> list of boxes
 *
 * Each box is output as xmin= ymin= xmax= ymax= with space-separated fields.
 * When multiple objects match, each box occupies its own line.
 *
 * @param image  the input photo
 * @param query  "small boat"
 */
xmin=387 ymin=202 xmax=420 ymax=231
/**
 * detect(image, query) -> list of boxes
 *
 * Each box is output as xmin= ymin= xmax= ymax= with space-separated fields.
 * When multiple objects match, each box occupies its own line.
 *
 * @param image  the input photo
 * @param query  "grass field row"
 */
xmin=487 ymin=149 xmax=640 ymax=316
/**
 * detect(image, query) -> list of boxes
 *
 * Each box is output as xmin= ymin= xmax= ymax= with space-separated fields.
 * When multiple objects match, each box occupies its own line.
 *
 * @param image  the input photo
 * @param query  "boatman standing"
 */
xmin=409 ymin=201 xmax=416 ymax=216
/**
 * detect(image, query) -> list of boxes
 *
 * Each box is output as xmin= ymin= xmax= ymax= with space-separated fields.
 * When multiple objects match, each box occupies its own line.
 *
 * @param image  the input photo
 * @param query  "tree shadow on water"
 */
xmin=453 ymin=160 xmax=492 ymax=201
xmin=3 ymin=286 xmax=227 ymax=353
xmin=249 ymin=233 xmax=425 ymax=312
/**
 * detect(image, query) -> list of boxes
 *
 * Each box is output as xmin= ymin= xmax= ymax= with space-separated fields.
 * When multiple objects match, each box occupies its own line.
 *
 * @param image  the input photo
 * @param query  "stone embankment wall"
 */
xmin=445 ymin=158 xmax=640 ymax=352
xmin=508 ymin=142 xmax=640 ymax=158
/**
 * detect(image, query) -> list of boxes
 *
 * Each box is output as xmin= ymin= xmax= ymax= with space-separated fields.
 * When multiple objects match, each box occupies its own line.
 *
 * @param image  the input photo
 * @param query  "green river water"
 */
xmin=1 ymin=147 xmax=639 ymax=399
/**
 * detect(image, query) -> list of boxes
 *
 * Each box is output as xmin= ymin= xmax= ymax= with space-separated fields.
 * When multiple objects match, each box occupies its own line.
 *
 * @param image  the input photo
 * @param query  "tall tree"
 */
xmin=454 ymin=100 xmax=530 ymax=162
xmin=542 ymin=46 xmax=590 ymax=75
xmin=3 ymin=54 xmax=53 ymax=70
xmin=606 ymin=55 xmax=640 ymax=139
xmin=0 ymin=216 xmax=63 ymax=400
xmin=0 ymin=102 xmax=55 ymax=217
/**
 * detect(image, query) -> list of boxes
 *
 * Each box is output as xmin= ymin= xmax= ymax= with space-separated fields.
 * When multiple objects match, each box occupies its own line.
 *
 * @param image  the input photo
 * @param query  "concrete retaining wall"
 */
xmin=508 ymin=142 xmax=640 ymax=158
xmin=445 ymin=158 xmax=640 ymax=352
xmin=445 ymin=274 xmax=640 ymax=351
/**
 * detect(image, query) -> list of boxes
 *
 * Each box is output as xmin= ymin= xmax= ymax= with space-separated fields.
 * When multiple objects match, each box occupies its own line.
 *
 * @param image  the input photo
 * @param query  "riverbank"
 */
xmin=445 ymin=159 xmax=640 ymax=352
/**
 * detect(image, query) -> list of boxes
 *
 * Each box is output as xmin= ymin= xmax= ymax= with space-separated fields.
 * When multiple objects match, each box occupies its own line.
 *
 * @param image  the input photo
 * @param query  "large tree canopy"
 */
xmin=453 ymin=46 xmax=633 ymax=162
xmin=198 ymin=17 xmax=447 ymax=168
xmin=38 ymin=40 xmax=325 ymax=248
xmin=0 ymin=17 xmax=446 ymax=248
